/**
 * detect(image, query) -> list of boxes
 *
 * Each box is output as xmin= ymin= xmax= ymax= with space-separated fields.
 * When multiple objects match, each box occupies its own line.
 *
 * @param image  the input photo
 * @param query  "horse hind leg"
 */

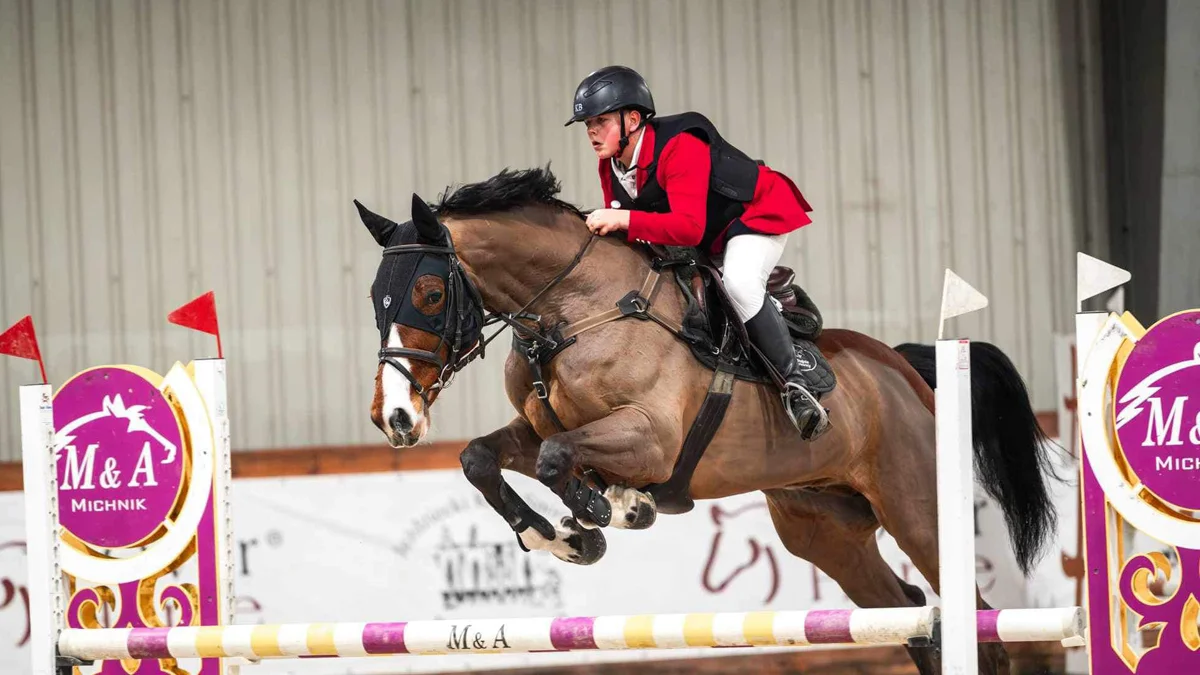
xmin=867 ymin=432 xmax=1012 ymax=675
xmin=764 ymin=488 xmax=939 ymax=675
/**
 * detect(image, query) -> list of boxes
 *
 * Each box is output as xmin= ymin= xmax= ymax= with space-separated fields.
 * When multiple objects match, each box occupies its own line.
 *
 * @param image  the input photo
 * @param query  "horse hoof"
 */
xmin=604 ymin=485 xmax=657 ymax=530
xmin=552 ymin=516 xmax=606 ymax=565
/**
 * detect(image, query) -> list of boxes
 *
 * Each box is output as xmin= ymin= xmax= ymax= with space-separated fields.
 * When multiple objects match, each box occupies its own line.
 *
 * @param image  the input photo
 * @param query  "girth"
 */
xmin=516 ymin=264 xmax=686 ymax=434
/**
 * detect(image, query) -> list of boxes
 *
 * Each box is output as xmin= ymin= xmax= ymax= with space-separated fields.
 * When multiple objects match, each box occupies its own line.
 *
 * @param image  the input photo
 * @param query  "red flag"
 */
xmin=168 ymin=291 xmax=223 ymax=358
xmin=0 ymin=315 xmax=48 ymax=384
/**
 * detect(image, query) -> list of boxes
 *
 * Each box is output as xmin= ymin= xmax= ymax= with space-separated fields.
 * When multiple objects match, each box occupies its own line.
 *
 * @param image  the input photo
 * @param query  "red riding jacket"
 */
xmin=599 ymin=119 xmax=813 ymax=254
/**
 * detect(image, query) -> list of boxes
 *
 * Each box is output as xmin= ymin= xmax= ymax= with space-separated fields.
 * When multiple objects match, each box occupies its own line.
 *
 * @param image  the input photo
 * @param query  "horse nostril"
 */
xmin=389 ymin=408 xmax=414 ymax=435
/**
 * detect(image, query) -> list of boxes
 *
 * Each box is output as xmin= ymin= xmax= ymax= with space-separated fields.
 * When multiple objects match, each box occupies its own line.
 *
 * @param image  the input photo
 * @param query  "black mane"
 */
xmin=432 ymin=165 xmax=586 ymax=220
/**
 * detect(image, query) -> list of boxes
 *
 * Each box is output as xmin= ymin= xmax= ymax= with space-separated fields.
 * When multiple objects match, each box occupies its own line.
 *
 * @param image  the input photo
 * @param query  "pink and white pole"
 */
xmin=58 ymin=607 xmax=940 ymax=659
xmin=52 ymin=606 xmax=1087 ymax=661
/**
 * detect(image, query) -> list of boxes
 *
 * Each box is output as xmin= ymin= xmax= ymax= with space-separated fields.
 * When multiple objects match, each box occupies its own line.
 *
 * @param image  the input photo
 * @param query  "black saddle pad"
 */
xmin=676 ymin=273 xmax=835 ymax=396
xmin=791 ymin=338 xmax=837 ymax=395
xmin=687 ymin=330 xmax=837 ymax=396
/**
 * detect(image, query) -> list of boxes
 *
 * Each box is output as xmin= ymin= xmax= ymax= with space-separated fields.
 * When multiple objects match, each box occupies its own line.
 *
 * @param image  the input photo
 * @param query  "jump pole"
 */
xmin=935 ymin=269 xmax=990 ymax=675
xmin=57 ymin=607 xmax=940 ymax=659
xmin=50 ymin=606 xmax=1095 ymax=661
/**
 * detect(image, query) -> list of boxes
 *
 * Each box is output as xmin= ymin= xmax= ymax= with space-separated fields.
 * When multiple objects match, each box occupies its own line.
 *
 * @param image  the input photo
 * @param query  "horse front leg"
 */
xmin=459 ymin=417 xmax=606 ymax=565
xmin=537 ymin=407 xmax=670 ymax=534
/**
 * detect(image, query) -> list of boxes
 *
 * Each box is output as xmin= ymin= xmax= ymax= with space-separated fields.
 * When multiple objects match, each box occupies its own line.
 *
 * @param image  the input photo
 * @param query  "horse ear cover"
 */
xmin=411 ymin=193 xmax=447 ymax=245
xmin=354 ymin=199 xmax=398 ymax=247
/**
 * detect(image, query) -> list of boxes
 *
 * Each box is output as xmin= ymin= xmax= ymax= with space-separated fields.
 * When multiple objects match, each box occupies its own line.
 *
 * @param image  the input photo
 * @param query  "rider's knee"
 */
xmin=722 ymin=267 xmax=767 ymax=319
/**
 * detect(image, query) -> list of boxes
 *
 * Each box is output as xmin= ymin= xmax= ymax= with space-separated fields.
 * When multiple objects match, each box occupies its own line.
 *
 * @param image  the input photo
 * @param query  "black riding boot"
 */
xmin=744 ymin=300 xmax=831 ymax=440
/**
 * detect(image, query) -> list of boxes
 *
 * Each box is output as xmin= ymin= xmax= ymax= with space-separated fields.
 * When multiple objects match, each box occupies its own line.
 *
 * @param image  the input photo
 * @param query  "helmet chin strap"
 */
xmin=617 ymin=110 xmax=630 ymax=153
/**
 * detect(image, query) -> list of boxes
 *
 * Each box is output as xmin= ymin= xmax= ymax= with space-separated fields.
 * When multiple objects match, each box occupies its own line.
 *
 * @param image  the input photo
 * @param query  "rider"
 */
xmin=566 ymin=65 xmax=830 ymax=441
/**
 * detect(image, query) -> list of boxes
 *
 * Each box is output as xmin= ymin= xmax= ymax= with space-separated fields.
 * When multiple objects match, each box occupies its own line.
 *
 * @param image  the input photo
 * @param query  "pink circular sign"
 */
xmin=53 ymin=367 xmax=186 ymax=549
xmin=1114 ymin=310 xmax=1200 ymax=511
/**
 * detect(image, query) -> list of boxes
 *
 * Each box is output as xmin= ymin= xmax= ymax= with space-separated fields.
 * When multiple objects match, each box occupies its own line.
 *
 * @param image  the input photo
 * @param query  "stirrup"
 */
xmin=782 ymin=382 xmax=831 ymax=441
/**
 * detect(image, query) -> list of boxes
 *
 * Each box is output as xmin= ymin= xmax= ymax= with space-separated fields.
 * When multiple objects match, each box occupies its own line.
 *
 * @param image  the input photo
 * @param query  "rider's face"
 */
xmin=584 ymin=111 xmax=639 ymax=160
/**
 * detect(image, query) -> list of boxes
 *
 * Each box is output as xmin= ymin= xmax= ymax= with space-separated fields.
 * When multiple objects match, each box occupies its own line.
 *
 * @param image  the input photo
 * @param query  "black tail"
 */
xmin=893 ymin=342 xmax=1058 ymax=576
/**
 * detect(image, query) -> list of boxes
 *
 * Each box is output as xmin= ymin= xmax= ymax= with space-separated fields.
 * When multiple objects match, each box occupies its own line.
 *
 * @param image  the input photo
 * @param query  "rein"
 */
xmin=378 ymin=226 xmax=689 ymax=426
xmin=473 ymin=232 xmax=599 ymax=354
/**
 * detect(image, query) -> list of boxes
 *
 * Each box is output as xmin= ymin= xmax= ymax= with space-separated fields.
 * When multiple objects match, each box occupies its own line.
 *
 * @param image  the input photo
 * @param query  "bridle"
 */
xmin=376 ymin=232 xmax=599 ymax=409
xmin=375 ymin=239 xmax=478 ymax=409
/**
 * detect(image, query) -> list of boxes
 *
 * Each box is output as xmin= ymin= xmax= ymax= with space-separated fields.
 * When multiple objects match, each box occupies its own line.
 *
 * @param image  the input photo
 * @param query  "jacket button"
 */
xmin=610 ymin=200 xmax=621 ymax=208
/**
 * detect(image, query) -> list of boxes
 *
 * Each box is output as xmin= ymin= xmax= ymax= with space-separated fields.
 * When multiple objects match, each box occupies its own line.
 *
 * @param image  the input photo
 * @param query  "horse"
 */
xmin=356 ymin=166 xmax=1058 ymax=675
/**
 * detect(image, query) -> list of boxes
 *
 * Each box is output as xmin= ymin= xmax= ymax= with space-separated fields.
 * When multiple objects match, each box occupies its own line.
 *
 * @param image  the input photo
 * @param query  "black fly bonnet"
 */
xmin=358 ymin=195 xmax=485 ymax=408
xmin=357 ymin=187 xmax=599 ymax=416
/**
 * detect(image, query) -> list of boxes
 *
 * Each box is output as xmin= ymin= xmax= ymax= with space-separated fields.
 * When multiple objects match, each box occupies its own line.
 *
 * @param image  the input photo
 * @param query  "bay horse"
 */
xmin=357 ymin=167 xmax=1058 ymax=675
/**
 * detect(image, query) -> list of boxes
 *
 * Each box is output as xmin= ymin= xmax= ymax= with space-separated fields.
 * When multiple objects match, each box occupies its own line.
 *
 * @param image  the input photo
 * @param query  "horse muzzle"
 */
xmin=384 ymin=407 xmax=421 ymax=448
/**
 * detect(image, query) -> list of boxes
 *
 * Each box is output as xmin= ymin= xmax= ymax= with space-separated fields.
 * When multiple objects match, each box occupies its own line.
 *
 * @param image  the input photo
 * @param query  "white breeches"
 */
xmin=721 ymin=232 xmax=789 ymax=322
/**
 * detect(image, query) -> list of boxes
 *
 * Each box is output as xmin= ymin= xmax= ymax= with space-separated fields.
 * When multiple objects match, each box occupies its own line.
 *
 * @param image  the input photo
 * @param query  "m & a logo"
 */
xmin=1114 ymin=311 xmax=1200 ymax=510
xmin=52 ymin=367 xmax=187 ymax=549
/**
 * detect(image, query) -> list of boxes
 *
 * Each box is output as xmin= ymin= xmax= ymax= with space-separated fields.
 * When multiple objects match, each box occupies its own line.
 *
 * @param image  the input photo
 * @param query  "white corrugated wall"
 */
xmin=0 ymin=0 xmax=1105 ymax=459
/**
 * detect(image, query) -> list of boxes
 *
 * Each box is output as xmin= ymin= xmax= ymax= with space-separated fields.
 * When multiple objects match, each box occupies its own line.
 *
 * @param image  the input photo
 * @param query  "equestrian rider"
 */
xmin=566 ymin=65 xmax=831 ymax=441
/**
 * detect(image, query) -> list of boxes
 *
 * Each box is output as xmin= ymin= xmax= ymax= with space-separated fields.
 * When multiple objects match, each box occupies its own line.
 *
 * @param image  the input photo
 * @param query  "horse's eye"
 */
xmin=412 ymin=275 xmax=447 ymax=316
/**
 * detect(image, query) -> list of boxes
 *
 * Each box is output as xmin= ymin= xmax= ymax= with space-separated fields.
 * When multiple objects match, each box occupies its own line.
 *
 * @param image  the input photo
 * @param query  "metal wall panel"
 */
xmin=0 ymin=0 xmax=1105 ymax=460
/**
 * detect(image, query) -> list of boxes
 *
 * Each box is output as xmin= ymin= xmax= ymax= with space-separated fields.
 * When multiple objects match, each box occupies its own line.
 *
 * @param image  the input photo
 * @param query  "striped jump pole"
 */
xmin=60 ymin=608 xmax=938 ymax=659
xmin=53 ymin=606 xmax=1085 ymax=662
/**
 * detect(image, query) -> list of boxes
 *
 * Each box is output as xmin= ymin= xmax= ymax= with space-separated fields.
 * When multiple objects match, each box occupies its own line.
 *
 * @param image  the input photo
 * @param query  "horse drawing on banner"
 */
xmin=700 ymin=502 xmax=780 ymax=605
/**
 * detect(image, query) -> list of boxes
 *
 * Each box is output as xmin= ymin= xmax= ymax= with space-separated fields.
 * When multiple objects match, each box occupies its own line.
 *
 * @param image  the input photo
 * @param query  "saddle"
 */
xmin=648 ymin=245 xmax=837 ymax=397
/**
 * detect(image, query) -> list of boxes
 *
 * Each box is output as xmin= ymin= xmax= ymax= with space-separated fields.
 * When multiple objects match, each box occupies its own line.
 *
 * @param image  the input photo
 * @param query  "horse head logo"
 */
xmin=701 ymin=502 xmax=780 ymax=605
xmin=54 ymin=394 xmax=178 ymax=465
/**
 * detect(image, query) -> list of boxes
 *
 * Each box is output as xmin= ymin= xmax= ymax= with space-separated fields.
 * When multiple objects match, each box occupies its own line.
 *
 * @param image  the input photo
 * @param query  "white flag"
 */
xmin=1077 ymin=252 xmax=1131 ymax=309
xmin=939 ymin=269 xmax=989 ymax=339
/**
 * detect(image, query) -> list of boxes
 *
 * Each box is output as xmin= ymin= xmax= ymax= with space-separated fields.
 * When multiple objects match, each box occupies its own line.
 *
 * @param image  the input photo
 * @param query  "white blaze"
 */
xmin=382 ymin=324 xmax=423 ymax=434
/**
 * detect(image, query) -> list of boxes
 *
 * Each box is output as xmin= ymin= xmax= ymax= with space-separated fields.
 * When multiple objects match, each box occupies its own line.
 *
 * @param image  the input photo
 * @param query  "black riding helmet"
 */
xmin=565 ymin=66 xmax=656 ymax=152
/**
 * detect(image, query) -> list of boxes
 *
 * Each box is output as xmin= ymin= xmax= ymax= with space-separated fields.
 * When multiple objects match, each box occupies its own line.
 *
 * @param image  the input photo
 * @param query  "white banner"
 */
xmin=2 ymin=459 xmax=1077 ymax=674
